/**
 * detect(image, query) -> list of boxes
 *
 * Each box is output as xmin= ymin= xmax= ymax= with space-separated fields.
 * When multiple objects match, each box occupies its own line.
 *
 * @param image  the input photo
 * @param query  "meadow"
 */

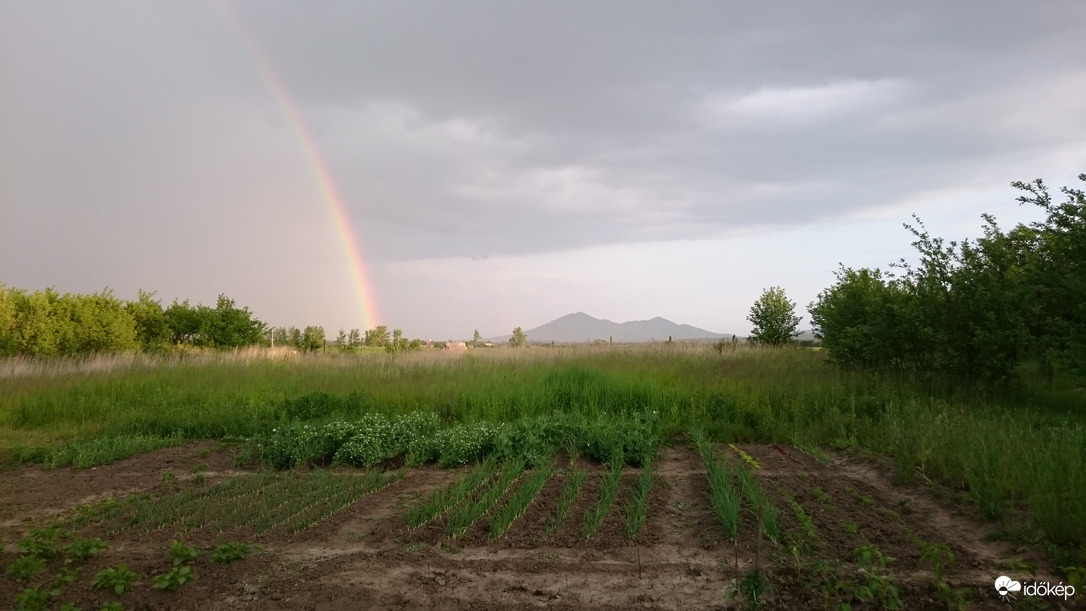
xmin=1 ymin=343 xmax=1084 ymax=608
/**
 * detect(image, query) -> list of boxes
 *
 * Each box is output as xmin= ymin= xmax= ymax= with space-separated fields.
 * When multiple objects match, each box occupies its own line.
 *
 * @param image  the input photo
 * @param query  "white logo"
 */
xmin=995 ymin=576 xmax=1021 ymax=602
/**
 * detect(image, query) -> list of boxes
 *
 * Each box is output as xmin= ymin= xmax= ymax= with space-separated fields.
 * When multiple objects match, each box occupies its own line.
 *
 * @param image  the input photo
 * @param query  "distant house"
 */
xmin=443 ymin=341 xmax=468 ymax=353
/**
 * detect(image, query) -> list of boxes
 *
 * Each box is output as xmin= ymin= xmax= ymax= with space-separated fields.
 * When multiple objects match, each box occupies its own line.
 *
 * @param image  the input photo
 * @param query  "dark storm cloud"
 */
xmin=3 ymin=0 xmax=1085 ymax=271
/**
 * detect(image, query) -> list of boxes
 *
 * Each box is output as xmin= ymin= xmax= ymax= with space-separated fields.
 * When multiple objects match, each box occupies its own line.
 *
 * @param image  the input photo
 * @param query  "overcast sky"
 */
xmin=2 ymin=1 xmax=1085 ymax=339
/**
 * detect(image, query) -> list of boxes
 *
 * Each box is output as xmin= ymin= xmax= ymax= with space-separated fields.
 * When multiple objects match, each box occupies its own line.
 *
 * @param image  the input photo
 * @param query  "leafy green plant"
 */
xmin=151 ymin=565 xmax=195 ymax=591
xmin=17 ymin=525 xmax=60 ymax=559
xmin=91 ymin=564 xmax=139 ymax=594
xmin=64 ymin=537 xmax=108 ymax=564
xmin=57 ymin=603 xmax=82 ymax=611
xmin=55 ymin=566 xmax=81 ymax=585
xmin=99 ymin=602 xmax=123 ymax=611
xmin=14 ymin=586 xmax=59 ymax=611
xmin=739 ymin=567 xmax=770 ymax=608
xmin=6 ymin=555 xmax=46 ymax=582
xmin=168 ymin=540 xmax=197 ymax=566
xmin=211 ymin=542 xmax=253 ymax=563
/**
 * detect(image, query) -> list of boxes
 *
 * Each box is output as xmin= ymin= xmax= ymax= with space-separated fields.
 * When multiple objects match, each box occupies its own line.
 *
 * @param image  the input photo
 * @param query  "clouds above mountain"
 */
xmin=2 ymin=1 xmax=1085 ymax=336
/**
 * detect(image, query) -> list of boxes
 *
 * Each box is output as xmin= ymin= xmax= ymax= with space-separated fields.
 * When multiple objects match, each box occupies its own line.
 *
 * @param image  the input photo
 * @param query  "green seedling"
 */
xmin=18 ymin=525 xmax=60 ymax=559
xmin=14 ymin=586 xmax=59 ymax=611
xmin=6 ymin=555 xmax=46 ymax=582
xmin=211 ymin=542 xmax=253 ymax=563
xmin=91 ymin=564 xmax=139 ymax=594
xmin=169 ymin=540 xmax=198 ymax=566
xmin=151 ymin=565 xmax=196 ymax=591
xmin=64 ymin=537 xmax=108 ymax=564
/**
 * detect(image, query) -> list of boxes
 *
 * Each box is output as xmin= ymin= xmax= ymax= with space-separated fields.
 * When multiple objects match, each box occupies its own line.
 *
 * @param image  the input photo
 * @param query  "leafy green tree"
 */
xmin=472 ymin=329 xmax=481 ymax=347
xmin=0 ymin=283 xmax=16 ymax=355
xmin=747 ymin=287 xmax=802 ymax=346
xmin=269 ymin=327 xmax=289 ymax=347
xmin=364 ymin=325 xmax=390 ymax=347
xmin=335 ymin=329 xmax=348 ymax=347
xmin=301 ymin=326 xmax=325 ymax=352
xmin=1013 ymin=174 xmax=1086 ymax=376
xmin=510 ymin=326 xmax=527 ymax=347
xmin=125 ymin=290 xmax=170 ymax=350
xmin=164 ymin=300 xmax=202 ymax=345
xmin=205 ymin=294 xmax=266 ymax=348
xmin=347 ymin=328 xmax=362 ymax=348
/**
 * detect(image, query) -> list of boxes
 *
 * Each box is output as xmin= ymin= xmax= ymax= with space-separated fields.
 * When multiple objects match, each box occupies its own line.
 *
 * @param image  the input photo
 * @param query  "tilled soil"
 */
xmin=0 ymin=442 xmax=1071 ymax=610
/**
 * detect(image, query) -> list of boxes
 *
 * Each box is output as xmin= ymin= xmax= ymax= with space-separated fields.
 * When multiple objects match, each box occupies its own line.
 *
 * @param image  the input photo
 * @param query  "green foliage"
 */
xmin=625 ymin=461 xmax=653 ymax=539
xmin=91 ymin=564 xmax=138 ymax=594
xmin=150 ymin=565 xmax=195 ymax=591
xmin=446 ymin=460 xmax=524 ymax=537
xmin=63 ymin=537 xmax=108 ymax=563
xmin=100 ymin=602 xmax=123 ymax=611
xmin=168 ymin=540 xmax=197 ymax=566
xmin=363 ymin=325 xmax=390 ymax=347
xmin=45 ymin=434 xmax=185 ymax=469
xmin=405 ymin=460 xmax=498 ymax=530
xmin=692 ymin=428 xmax=741 ymax=541
xmin=812 ymin=174 xmax=1086 ymax=387
xmin=211 ymin=542 xmax=253 ymax=564
xmin=583 ymin=457 xmax=623 ymax=540
xmin=747 ymin=286 xmax=802 ymax=346
xmin=489 ymin=462 xmax=555 ymax=540
xmin=510 ymin=326 xmax=527 ymax=348
xmin=123 ymin=290 xmax=171 ymax=350
xmin=13 ymin=586 xmax=59 ymax=611
xmin=6 ymin=555 xmax=46 ymax=581
xmin=17 ymin=525 xmax=60 ymax=559
xmin=301 ymin=326 xmax=325 ymax=352
xmin=547 ymin=470 xmax=587 ymax=537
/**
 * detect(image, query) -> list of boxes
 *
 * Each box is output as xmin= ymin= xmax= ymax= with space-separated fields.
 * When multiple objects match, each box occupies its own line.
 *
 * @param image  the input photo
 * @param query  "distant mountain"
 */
xmin=494 ymin=312 xmax=731 ymax=343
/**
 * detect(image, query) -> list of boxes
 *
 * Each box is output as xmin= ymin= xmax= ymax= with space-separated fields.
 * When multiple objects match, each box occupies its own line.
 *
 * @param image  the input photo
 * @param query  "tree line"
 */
xmin=808 ymin=174 xmax=1085 ymax=387
xmin=0 ymin=288 xmax=268 ymax=356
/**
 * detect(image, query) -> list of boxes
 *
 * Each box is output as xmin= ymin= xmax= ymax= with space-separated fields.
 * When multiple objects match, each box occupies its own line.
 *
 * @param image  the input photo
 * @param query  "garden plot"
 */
xmin=1 ymin=442 xmax=1071 ymax=610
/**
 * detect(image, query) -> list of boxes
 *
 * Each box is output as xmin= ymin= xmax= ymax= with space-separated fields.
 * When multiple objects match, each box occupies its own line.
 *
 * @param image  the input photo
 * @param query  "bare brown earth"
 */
xmin=0 ymin=441 xmax=1075 ymax=610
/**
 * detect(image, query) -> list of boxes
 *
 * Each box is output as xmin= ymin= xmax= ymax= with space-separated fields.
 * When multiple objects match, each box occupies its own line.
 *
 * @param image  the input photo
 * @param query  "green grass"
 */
xmin=2 ymin=344 xmax=1084 ymax=564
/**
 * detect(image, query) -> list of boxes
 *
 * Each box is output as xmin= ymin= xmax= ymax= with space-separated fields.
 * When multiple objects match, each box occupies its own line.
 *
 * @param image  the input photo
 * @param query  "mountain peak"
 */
xmin=521 ymin=313 xmax=726 ymax=343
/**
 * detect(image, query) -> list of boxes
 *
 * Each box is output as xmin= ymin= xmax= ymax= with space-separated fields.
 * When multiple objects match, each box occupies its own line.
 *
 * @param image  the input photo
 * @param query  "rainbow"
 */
xmin=213 ymin=1 xmax=380 ymax=330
